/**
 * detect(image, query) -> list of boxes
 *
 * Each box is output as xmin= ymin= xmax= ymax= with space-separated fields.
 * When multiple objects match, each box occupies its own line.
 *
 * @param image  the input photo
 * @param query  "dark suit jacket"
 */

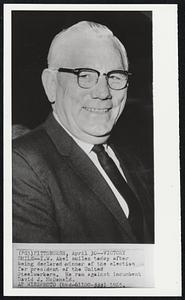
xmin=13 ymin=114 xmax=154 ymax=243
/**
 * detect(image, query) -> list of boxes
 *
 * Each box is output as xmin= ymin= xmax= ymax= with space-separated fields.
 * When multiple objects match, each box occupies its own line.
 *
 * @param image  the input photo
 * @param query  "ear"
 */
xmin=41 ymin=69 xmax=57 ymax=104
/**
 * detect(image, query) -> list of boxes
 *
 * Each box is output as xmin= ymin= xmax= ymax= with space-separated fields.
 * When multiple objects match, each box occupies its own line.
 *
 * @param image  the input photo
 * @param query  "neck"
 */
xmin=73 ymin=133 xmax=110 ymax=145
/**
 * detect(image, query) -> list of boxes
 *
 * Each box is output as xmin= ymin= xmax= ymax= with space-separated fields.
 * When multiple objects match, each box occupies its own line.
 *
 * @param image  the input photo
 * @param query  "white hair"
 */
xmin=47 ymin=21 xmax=129 ymax=70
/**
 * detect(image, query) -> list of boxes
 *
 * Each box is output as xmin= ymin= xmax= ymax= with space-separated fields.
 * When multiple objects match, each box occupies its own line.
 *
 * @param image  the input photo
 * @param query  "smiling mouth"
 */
xmin=83 ymin=107 xmax=111 ymax=113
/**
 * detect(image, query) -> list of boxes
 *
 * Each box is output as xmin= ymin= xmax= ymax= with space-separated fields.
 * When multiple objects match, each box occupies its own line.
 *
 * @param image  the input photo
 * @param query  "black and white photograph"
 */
xmin=3 ymin=3 xmax=181 ymax=296
xmin=12 ymin=10 xmax=154 ymax=245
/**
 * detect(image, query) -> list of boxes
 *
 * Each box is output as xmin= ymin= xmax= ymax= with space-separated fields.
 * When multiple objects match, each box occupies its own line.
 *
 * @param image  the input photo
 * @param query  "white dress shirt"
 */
xmin=53 ymin=112 xmax=129 ymax=218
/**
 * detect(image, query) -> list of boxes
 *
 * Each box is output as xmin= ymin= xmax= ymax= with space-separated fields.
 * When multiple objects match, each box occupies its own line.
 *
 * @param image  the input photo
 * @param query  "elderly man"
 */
xmin=13 ymin=21 xmax=153 ymax=243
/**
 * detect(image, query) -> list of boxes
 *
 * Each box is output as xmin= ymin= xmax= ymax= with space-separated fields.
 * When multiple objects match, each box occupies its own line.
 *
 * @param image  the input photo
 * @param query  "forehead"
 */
xmin=59 ymin=35 xmax=123 ymax=69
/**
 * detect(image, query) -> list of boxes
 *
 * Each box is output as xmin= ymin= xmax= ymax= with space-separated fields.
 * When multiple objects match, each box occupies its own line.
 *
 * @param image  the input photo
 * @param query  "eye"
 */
xmin=79 ymin=72 xmax=97 ymax=83
xmin=109 ymin=74 xmax=122 ymax=81
xmin=79 ymin=72 xmax=92 ymax=78
xmin=79 ymin=73 xmax=88 ymax=78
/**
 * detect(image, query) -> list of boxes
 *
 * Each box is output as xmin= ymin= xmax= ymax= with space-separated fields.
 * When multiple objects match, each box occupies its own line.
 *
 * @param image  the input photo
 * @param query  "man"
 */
xmin=13 ymin=21 xmax=154 ymax=243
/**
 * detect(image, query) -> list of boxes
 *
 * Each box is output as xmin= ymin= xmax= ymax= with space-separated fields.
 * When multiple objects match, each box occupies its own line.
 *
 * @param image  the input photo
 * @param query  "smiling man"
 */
xmin=13 ymin=21 xmax=154 ymax=243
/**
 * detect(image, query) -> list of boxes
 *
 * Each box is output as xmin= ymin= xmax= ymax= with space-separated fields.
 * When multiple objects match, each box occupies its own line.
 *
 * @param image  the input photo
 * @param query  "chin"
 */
xmin=86 ymin=127 xmax=112 ymax=138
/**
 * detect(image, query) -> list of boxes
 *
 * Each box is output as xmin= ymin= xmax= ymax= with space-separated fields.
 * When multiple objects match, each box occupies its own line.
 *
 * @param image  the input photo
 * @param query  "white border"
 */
xmin=4 ymin=4 xmax=181 ymax=296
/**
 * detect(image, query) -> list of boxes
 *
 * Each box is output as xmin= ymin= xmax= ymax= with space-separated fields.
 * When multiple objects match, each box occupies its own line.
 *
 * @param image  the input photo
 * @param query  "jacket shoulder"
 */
xmin=12 ymin=126 xmax=57 ymax=174
xmin=13 ymin=126 xmax=51 ymax=156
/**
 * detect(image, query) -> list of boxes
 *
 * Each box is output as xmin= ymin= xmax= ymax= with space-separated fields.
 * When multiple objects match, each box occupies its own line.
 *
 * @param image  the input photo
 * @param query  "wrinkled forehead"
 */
xmin=48 ymin=31 xmax=127 ymax=69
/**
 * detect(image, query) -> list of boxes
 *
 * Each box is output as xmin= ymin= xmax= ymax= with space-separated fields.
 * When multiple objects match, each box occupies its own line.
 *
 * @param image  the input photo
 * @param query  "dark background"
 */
xmin=12 ymin=10 xmax=153 ymax=168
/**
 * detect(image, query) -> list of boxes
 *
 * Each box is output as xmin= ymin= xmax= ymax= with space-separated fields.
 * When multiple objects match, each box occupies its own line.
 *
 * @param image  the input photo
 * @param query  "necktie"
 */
xmin=92 ymin=144 xmax=144 ymax=242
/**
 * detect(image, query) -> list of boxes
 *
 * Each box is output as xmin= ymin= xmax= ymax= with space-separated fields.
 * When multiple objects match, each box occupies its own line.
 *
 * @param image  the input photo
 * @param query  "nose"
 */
xmin=91 ymin=75 xmax=112 ymax=100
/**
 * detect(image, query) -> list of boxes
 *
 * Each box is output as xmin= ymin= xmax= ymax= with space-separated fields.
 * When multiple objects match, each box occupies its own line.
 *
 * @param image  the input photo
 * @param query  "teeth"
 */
xmin=84 ymin=107 xmax=109 ymax=112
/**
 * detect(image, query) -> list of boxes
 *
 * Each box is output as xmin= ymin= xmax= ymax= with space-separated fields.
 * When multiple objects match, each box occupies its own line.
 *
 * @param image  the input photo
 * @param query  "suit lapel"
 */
xmin=43 ymin=114 xmax=136 ymax=241
xmin=111 ymin=143 xmax=153 ymax=238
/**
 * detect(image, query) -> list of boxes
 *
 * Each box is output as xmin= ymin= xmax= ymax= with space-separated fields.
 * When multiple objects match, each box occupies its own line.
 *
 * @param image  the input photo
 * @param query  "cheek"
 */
xmin=113 ymin=89 xmax=127 ymax=104
xmin=55 ymin=85 xmax=74 ymax=121
xmin=111 ymin=91 xmax=127 ymax=115
xmin=58 ymin=84 xmax=79 ymax=108
xmin=61 ymin=89 xmax=90 ymax=127
xmin=68 ymin=88 xmax=90 ymax=112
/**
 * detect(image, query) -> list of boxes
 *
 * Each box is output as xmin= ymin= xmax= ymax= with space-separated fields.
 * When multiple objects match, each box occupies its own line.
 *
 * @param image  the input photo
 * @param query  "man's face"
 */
xmin=53 ymin=35 xmax=128 ymax=144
